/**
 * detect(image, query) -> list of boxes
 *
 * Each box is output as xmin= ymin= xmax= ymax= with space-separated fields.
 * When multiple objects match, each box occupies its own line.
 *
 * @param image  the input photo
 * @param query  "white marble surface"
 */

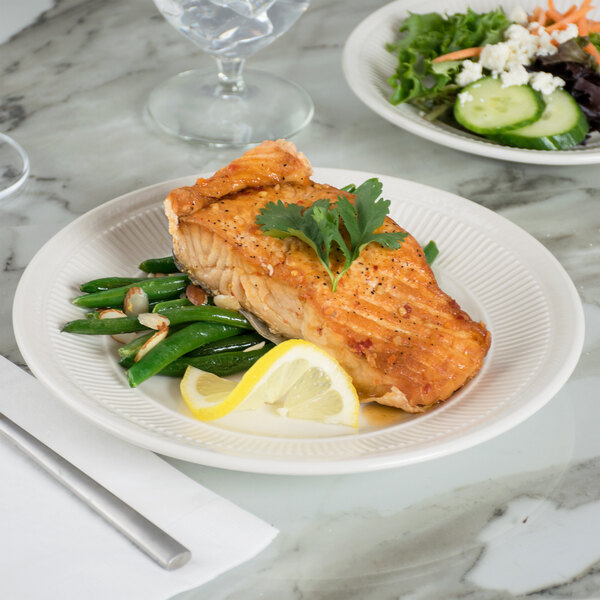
xmin=1 ymin=0 xmax=599 ymax=598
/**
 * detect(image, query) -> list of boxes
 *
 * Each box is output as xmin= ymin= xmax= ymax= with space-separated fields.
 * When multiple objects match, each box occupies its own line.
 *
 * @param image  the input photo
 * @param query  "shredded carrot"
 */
xmin=546 ymin=6 xmax=593 ymax=31
xmin=532 ymin=6 xmax=545 ymax=22
xmin=431 ymin=47 xmax=483 ymax=63
xmin=545 ymin=0 xmax=561 ymax=20
xmin=584 ymin=41 xmax=600 ymax=64
xmin=523 ymin=1 xmax=599 ymax=44
xmin=547 ymin=7 xmax=563 ymax=20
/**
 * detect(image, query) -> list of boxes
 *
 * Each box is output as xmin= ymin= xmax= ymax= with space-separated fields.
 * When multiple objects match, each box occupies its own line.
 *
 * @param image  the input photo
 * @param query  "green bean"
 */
xmin=117 ymin=331 xmax=155 ymax=362
xmin=126 ymin=322 xmax=243 ymax=387
xmin=154 ymin=305 xmax=253 ymax=329
xmin=186 ymin=332 xmax=266 ymax=357
xmin=117 ymin=323 xmax=187 ymax=368
xmin=151 ymin=298 xmax=192 ymax=312
xmin=423 ymin=240 xmax=439 ymax=266
xmin=79 ymin=277 xmax=149 ymax=293
xmin=62 ymin=316 xmax=149 ymax=335
xmin=72 ymin=275 xmax=189 ymax=309
xmin=157 ymin=347 xmax=273 ymax=378
xmin=138 ymin=256 xmax=179 ymax=273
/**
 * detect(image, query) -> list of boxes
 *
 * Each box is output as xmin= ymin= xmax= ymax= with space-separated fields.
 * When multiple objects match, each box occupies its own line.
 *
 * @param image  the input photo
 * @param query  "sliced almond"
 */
xmin=138 ymin=312 xmax=170 ymax=330
xmin=186 ymin=284 xmax=208 ymax=306
xmin=135 ymin=328 xmax=168 ymax=362
xmin=98 ymin=309 xmax=137 ymax=344
xmin=124 ymin=287 xmax=149 ymax=316
xmin=111 ymin=332 xmax=139 ymax=344
xmin=98 ymin=309 xmax=127 ymax=319
xmin=213 ymin=294 xmax=241 ymax=311
xmin=242 ymin=341 xmax=266 ymax=352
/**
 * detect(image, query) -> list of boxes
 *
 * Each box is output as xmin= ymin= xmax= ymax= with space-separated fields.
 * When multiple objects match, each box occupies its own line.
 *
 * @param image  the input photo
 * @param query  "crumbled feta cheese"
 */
xmin=456 ymin=60 xmax=483 ymax=86
xmin=552 ymin=23 xmax=580 ymax=44
xmin=480 ymin=42 xmax=511 ymax=74
xmin=461 ymin=21 xmax=566 ymax=98
xmin=509 ymin=6 xmax=529 ymax=26
xmin=479 ymin=23 xmax=558 ymax=78
xmin=529 ymin=71 xmax=565 ymax=95
xmin=457 ymin=90 xmax=474 ymax=106
xmin=505 ymin=24 xmax=545 ymax=66
xmin=537 ymin=28 xmax=558 ymax=56
xmin=501 ymin=64 xmax=530 ymax=87
xmin=505 ymin=23 xmax=533 ymax=45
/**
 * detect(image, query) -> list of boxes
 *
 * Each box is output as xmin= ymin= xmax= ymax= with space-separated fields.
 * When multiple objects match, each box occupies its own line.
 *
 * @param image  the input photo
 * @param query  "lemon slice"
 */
xmin=180 ymin=339 xmax=359 ymax=427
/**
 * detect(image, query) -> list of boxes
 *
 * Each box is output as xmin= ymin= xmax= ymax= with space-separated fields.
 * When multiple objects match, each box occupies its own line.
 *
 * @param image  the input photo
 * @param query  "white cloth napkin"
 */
xmin=0 ymin=355 xmax=278 ymax=600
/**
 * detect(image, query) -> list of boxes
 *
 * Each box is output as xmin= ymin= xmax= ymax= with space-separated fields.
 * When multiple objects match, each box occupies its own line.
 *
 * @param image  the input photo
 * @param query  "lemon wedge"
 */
xmin=180 ymin=339 xmax=359 ymax=427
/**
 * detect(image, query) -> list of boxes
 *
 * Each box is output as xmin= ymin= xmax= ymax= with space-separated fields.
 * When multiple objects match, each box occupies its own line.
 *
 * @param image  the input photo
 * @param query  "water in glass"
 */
xmin=154 ymin=0 xmax=309 ymax=59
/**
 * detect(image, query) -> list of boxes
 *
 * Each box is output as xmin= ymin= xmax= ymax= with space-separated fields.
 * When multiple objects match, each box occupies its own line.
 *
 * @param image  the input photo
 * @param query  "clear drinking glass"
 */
xmin=148 ymin=0 xmax=314 ymax=146
xmin=0 ymin=133 xmax=29 ymax=201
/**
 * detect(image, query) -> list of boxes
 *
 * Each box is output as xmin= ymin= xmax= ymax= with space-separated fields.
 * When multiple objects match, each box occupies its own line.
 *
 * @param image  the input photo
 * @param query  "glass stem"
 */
xmin=215 ymin=58 xmax=246 ymax=96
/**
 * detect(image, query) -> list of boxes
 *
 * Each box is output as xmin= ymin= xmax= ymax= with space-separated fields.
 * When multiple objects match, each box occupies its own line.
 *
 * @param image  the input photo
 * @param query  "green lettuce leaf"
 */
xmin=387 ymin=9 xmax=511 ymax=107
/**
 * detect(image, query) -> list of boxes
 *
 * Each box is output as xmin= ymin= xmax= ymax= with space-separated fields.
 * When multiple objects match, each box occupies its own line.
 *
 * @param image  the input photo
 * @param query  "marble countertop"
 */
xmin=2 ymin=0 xmax=599 ymax=598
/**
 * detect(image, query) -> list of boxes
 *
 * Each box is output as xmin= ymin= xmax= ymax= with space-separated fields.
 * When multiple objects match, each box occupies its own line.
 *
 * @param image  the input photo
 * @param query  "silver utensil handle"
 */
xmin=0 ymin=414 xmax=191 ymax=570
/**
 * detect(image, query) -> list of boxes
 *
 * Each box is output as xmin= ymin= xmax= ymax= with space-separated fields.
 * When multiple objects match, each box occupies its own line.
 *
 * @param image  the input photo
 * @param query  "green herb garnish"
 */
xmin=422 ymin=240 xmax=439 ymax=265
xmin=255 ymin=178 xmax=408 ymax=292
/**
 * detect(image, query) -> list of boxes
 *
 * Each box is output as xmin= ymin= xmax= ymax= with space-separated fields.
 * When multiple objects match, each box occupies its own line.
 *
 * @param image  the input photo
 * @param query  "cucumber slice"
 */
xmin=487 ymin=88 xmax=589 ymax=150
xmin=454 ymin=77 xmax=545 ymax=135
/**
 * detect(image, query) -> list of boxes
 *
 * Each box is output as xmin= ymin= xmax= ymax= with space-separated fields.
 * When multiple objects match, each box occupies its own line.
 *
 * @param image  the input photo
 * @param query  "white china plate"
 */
xmin=13 ymin=169 xmax=584 ymax=474
xmin=343 ymin=0 xmax=600 ymax=165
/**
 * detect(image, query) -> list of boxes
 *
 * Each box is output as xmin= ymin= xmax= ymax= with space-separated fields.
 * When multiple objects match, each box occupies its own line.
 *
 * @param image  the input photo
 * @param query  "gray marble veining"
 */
xmin=2 ymin=0 xmax=600 ymax=598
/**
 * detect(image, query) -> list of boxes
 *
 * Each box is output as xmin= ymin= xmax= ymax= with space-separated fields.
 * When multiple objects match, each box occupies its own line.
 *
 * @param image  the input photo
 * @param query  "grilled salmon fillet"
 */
xmin=164 ymin=140 xmax=491 ymax=412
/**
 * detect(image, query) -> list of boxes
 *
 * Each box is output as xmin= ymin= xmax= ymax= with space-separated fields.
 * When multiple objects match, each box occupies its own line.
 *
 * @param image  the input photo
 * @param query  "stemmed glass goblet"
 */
xmin=148 ymin=0 xmax=314 ymax=146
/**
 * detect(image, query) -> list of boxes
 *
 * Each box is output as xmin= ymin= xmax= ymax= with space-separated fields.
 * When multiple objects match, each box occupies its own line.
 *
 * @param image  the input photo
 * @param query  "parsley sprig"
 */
xmin=255 ymin=178 xmax=408 ymax=292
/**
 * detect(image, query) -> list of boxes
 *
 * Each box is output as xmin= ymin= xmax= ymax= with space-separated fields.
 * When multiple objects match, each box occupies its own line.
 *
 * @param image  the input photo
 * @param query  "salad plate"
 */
xmin=343 ymin=0 xmax=600 ymax=165
xmin=13 ymin=169 xmax=584 ymax=474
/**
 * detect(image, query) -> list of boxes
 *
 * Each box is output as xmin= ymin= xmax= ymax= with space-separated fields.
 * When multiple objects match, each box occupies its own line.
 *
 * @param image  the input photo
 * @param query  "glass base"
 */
xmin=147 ymin=68 xmax=314 ymax=146
xmin=0 ymin=133 xmax=29 ymax=201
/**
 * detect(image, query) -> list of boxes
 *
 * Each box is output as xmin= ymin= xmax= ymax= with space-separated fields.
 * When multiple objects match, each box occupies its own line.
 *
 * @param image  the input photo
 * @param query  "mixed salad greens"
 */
xmin=387 ymin=0 xmax=600 ymax=149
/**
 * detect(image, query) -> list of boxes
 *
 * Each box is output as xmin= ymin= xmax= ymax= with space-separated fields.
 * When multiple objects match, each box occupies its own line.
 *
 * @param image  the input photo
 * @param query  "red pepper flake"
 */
xmin=449 ymin=299 xmax=461 ymax=311
xmin=449 ymin=299 xmax=465 ymax=319
xmin=423 ymin=383 xmax=431 ymax=395
xmin=351 ymin=338 xmax=373 ymax=355
xmin=404 ymin=304 xmax=412 ymax=314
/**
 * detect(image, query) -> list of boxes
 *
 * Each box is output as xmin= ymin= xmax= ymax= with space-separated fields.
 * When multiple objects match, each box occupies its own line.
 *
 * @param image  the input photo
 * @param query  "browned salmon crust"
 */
xmin=164 ymin=140 xmax=491 ymax=412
